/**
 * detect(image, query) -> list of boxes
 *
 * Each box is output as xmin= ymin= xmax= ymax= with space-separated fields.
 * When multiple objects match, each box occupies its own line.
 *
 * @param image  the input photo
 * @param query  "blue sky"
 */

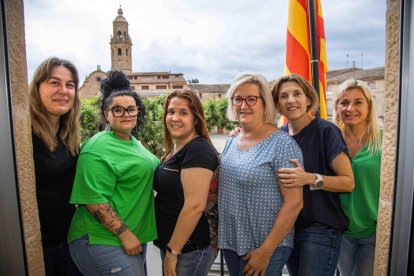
xmin=24 ymin=0 xmax=386 ymax=84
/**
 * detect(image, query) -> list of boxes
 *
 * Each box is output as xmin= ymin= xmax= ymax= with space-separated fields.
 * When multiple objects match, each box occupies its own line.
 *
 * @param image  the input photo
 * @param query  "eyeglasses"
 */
xmin=108 ymin=106 xmax=139 ymax=117
xmin=231 ymin=96 xmax=263 ymax=106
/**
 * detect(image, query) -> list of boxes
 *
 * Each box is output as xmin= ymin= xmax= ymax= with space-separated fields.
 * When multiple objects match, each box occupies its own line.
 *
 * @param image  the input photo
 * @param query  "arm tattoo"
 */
xmin=90 ymin=203 xmax=128 ymax=236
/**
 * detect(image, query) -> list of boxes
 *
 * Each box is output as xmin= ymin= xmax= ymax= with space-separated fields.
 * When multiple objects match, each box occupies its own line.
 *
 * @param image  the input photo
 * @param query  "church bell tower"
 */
xmin=110 ymin=6 xmax=132 ymax=74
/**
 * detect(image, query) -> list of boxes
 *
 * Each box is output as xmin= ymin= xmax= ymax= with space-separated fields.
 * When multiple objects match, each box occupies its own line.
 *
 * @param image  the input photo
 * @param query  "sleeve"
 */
xmin=274 ymin=135 xmax=304 ymax=170
xmin=70 ymin=151 xmax=117 ymax=204
xmin=181 ymin=139 xmax=219 ymax=172
xmin=323 ymin=122 xmax=349 ymax=165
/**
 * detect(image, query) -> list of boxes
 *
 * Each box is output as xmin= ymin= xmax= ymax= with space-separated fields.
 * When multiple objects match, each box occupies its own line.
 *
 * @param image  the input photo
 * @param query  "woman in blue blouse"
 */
xmin=218 ymin=72 xmax=304 ymax=276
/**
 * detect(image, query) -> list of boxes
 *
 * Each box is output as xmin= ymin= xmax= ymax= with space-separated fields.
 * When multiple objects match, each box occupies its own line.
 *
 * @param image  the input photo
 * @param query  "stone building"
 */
xmin=79 ymin=6 xmax=188 ymax=100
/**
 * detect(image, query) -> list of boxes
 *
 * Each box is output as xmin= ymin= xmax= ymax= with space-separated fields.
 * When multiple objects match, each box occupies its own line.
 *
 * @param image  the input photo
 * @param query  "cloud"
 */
xmin=24 ymin=0 xmax=386 ymax=84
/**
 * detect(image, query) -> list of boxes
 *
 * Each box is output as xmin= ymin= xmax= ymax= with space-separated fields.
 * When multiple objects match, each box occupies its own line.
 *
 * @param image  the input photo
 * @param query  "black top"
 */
xmin=153 ymin=137 xmax=219 ymax=253
xmin=281 ymin=117 xmax=349 ymax=232
xmin=32 ymin=132 xmax=78 ymax=248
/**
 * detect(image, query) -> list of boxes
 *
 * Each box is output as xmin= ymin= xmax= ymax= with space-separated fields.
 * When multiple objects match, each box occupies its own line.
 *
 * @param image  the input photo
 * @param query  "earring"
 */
xmin=105 ymin=123 xmax=110 ymax=131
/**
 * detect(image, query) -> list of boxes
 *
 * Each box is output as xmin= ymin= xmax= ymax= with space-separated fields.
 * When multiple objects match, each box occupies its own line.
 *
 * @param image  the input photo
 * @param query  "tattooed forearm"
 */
xmin=87 ymin=203 xmax=128 ymax=236
xmin=116 ymin=222 xmax=127 ymax=235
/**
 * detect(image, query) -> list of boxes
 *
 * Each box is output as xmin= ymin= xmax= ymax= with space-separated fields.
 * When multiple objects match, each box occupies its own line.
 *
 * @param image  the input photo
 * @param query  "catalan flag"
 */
xmin=284 ymin=0 xmax=327 ymax=119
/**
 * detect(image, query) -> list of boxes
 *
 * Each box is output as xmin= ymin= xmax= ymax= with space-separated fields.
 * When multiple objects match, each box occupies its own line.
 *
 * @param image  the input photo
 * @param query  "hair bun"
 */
xmin=100 ymin=70 xmax=131 ymax=97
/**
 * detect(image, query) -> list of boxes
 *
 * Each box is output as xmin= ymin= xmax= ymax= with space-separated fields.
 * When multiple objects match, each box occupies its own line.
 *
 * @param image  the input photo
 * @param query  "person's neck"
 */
xmin=288 ymin=114 xmax=314 ymax=135
xmin=174 ymin=133 xmax=198 ymax=152
xmin=240 ymin=121 xmax=276 ymax=139
xmin=50 ymin=116 xmax=60 ymax=136
xmin=344 ymin=123 xmax=368 ymax=146
xmin=113 ymin=130 xmax=131 ymax=141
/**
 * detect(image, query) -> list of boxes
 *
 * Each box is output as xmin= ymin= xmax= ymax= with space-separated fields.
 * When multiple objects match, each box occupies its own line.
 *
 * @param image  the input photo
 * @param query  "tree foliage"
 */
xmin=80 ymin=97 xmax=100 ymax=142
xmin=204 ymin=97 xmax=236 ymax=131
xmin=137 ymin=96 xmax=165 ymax=158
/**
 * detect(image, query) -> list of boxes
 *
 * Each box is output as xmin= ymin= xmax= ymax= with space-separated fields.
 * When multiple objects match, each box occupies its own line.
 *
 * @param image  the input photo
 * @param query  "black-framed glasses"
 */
xmin=231 ymin=96 xmax=263 ymax=106
xmin=108 ymin=106 xmax=139 ymax=117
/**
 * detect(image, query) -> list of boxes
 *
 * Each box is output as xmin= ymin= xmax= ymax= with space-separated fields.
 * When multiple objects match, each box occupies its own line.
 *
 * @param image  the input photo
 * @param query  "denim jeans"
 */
xmin=337 ymin=234 xmax=376 ymax=276
xmin=69 ymin=235 xmax=147 ymax=276
xmin=160 ymin=245 xmax=216 ymax=276
xmin=43 ymin=241 xmax=82 ymax=276
xmin=222 ymin=247 xmax=292 ymax=276
xmin=287 ymin=224 xmax=342 ymax=276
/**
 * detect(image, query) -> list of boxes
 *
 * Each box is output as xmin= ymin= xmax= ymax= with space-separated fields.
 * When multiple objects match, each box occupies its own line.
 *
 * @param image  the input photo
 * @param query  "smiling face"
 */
xmin=105 ymin=95 xmax=138 ymax=140
xmin=336 ymin=88 xmax=370 ymax=128
xmin=165 ymin=96 xmax=197 ymax=144
xmin=38 ymin=65 xmax=75 ymax=120
xmin=276 ymin=81 xmax=311 ymax=121
xmin=233 ymin=82 xmax=265 ymax=126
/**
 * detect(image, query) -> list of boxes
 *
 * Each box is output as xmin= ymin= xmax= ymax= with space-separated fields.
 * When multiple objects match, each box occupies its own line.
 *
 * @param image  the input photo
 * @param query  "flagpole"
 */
xmin=307 ymin=0 xmax=320 ymax=118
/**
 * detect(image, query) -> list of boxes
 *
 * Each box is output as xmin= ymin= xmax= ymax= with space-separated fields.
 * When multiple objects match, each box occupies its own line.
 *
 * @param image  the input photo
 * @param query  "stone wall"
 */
xmin=374 ymin=0 xmax=401 ymax=275
xmin=5 ymin=0 xmax=44 ymax=274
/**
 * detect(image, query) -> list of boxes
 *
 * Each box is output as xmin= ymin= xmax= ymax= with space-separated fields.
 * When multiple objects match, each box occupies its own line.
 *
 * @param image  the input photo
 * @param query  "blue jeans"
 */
xmin=287 ymin=224 xmax=342 ymax=276
xmin=338 ymin=234 xmax=376 ymax=276
xmin=43 ymin=241 xmax=82 ymax=276
xmin=222 ymin=247 xmax=292 ymax=276
xmin=160 ymin=245 xmax=216 ymax=276
xmin=69 ymin=235 xmax=147 ymax=276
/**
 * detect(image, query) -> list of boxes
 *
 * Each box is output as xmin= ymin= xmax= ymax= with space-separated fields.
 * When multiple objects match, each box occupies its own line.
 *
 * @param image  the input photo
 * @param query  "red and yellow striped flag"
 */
xmin=284 ymin=0 xmax=328 ymax=119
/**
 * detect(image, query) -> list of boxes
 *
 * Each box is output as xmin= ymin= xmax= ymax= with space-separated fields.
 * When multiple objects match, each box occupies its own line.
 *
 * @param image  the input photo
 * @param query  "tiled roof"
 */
xmin=327 ymin=67 xmax=385 ymax=84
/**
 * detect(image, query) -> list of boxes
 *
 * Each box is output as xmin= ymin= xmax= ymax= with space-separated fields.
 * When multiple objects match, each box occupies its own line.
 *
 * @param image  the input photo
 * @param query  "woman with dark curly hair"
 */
xmin=68 ymin=71 xmax=159 ymax=275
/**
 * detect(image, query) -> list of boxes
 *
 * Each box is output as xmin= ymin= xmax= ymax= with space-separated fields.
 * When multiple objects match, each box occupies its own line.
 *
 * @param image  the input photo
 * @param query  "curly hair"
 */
xmin=99 ymin=71 xmax=146 ymax=132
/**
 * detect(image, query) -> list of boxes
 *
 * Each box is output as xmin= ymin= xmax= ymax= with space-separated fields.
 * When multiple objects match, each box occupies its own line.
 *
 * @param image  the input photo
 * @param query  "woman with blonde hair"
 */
xmin=153 ymin=90 xmax=219 ymax=276
xmin=219 ymin=73 xmax=303 ymax=276
xmin=30 ymin=57 xmax=81 ymax=275
xmin=334 ymin=79 xmax=382 ymax=276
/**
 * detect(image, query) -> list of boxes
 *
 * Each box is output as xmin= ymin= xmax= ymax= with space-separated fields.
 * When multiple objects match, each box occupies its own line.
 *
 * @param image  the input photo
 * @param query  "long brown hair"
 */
xmin=162 ymin=90 xmax=211 ymax=161
xmin=29 ymin=57 xmax=81 ymax=155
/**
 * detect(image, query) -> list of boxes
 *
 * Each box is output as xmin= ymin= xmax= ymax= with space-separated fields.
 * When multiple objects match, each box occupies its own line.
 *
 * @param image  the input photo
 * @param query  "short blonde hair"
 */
xmin=226 ymin=72 xmax=276 ymax=123
xmin=271 ymin=74 xmax=319 ymax=114
xmin=333 ymin=79 xmax=382 ymax=154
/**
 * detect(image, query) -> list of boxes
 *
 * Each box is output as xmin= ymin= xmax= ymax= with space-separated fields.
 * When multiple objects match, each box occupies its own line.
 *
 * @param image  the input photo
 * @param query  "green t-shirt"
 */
xmin=68 ymin=131 xmax=160 ymax=246
xmin=340 ymin=145 xmax=381 ymax=238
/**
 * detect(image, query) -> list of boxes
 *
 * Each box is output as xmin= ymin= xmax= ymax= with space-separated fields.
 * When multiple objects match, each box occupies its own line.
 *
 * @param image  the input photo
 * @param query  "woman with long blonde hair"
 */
xmin=334 ymin=79 xmax=382 ymax=276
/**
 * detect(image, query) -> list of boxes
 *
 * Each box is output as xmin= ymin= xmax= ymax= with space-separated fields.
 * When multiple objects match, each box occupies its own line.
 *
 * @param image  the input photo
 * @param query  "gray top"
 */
xmin=218 ymin=130 xmax=303 ymax=255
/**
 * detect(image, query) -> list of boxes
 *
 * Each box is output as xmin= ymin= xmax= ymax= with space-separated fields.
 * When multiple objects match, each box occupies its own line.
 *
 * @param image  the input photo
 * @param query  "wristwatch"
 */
xmin=166 ymin=244 xmax=181 ymax=256
xmin=310 ymin=173 xmax=324 ymax=191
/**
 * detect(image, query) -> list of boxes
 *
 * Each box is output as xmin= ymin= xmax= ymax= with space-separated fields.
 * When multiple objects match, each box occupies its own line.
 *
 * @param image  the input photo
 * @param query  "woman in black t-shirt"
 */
xmin=271 ymin=74 xmax=354 ymax=276
xmin=153 ymin=90 xmax=219 ymax=276
xmin=30 ymin=57 xmax=82 ymax=275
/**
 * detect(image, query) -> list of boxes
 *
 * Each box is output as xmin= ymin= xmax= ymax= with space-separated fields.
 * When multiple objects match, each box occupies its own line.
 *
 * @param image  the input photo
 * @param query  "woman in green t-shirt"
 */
xmin=68 ymin=71 xmax=160 ymax=275
xmin=334 ymin=79 xmax=382 ymax=276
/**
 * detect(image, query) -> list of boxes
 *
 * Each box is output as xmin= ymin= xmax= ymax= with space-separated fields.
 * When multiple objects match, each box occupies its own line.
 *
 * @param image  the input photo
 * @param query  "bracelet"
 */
xmin=166 ymin=244 xmax=181 ymax=256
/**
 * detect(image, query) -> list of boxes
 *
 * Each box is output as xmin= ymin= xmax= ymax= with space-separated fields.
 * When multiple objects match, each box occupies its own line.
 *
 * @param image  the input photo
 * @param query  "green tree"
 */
xmin=80 ymin=97 xmax=100 ymax=142
xmin=138 ymin=96 xmax=165 ymax=158
xmin=204 ymin=97 xmax=236 ymax=132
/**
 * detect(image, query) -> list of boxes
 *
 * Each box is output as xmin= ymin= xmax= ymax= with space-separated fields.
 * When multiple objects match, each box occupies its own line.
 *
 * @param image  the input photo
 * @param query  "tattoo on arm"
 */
xmin=90 ymin=203 xmax=128 ymax=236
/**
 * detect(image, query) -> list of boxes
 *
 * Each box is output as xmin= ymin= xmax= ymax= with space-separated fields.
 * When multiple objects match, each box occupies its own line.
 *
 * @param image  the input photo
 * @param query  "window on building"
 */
xmin=162 ymin=76 xmax=169 ymax=79
xmin=118 ymin=48 xmax=122 ymax=56
xmin=117 ymin=31 xmax=122 ymax=37
xmin=96 ymin=77 xmax=102 ymax=83
xmin=157 ymin=76 xmax=161 ymax=79
xmin=327 ymin=99 xmax=333 ymax=117
xmin=130 ymin=86 xmax=135 ymax=90
xmin=156 ymin=85 xmax=167 ymax=89
xmin=368 ymin=81 xmax=376 ymax=89
xmin=172 ymin=85 xmax=183 ymax=89
xmin=126 ymin=49 xmax=128 ymax=56
xmin=142 ymin=86 xmax=149 ymax=90
xmin=327 ymin=85 xmax=333 ymax=92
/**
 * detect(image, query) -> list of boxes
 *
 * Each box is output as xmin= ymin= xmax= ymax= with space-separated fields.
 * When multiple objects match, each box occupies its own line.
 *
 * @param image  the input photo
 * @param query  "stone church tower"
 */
xmin=110 ymin=6 xmax=132 ymax=74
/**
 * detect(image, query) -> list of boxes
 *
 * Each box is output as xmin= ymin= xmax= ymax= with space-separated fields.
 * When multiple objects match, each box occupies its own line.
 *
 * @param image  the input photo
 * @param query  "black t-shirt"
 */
xmin=281 ymin=117 xmax=349 ymax=232
xmin=32 ymin=132 xmax=78 ymax=248
xmin=153 ymin=137 xmax=219 ymax=253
